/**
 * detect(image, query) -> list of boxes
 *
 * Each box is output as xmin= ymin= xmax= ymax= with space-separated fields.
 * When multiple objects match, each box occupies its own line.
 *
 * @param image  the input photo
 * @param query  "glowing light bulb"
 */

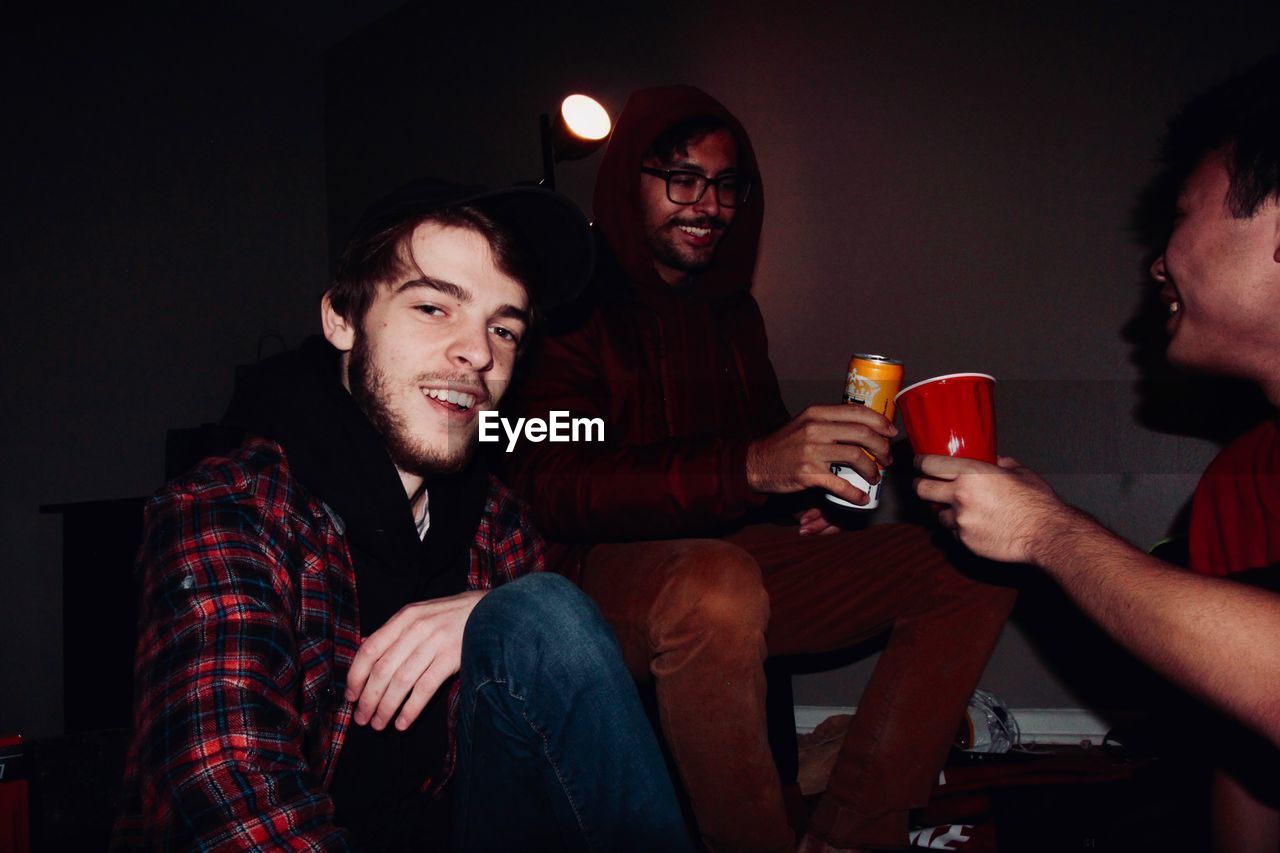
xmin=560 ymin=94 xmax=610 ymax=141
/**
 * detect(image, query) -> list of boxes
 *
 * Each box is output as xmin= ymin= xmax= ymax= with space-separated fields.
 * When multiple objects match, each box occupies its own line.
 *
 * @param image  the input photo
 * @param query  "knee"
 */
xmin=652 ymin=540 xmax=769 ymax=638
xmin=465 ymin=573 xmax=623 ymax=684
xmin=473 ymin=573 xmax=609 ymax=646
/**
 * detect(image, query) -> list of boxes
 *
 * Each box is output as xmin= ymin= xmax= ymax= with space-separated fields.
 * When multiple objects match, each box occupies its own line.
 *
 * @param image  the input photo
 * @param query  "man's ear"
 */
xmin=1268 ymin=196 xmax=1280 ymax=263
xmin=1263 ymin=194 xmax=1280 ymax=263
xmin=321 ymin=292 xmax=356 ymax=352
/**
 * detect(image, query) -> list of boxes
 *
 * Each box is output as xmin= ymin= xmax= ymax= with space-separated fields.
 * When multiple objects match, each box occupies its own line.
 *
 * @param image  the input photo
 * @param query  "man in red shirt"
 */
xmin=912 ymin=53 xmax=1280 ymax=853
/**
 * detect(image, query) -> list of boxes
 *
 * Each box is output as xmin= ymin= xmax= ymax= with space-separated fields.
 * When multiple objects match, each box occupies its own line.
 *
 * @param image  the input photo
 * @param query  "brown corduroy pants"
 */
xmin=579 ymin=521 xmax=1016 ymax=852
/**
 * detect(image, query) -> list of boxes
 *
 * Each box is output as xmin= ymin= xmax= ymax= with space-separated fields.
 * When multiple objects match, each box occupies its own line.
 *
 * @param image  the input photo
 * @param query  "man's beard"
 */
xmin=650 ymin=215 xmax=729 ymax=275
xmin=348 ymin=334 xmax=472 ymax=476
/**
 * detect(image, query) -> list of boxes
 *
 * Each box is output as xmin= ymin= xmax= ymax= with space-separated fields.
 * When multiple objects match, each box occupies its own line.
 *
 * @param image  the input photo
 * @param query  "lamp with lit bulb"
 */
xmin=540 ymin=94 xmax=611 ymax=189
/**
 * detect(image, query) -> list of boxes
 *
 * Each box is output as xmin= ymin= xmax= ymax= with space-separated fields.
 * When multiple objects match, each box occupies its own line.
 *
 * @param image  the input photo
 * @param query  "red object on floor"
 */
xmin=0 ymin=734 xmax=30 ymax=853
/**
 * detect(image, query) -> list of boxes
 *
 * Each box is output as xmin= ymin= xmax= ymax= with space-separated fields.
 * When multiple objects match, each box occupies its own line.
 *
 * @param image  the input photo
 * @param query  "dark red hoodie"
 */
xmin=507 ymin=85 xmax=790 ymax=578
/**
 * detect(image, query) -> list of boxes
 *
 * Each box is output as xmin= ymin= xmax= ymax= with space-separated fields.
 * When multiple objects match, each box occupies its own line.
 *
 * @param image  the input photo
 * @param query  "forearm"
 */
xmin=132 ymin=615 xmax=351 ymax=848
xmin=1032 ymin=511 xmax=1280 ymax=745
xmin=131 ymin=497 xmax=351 ymax=848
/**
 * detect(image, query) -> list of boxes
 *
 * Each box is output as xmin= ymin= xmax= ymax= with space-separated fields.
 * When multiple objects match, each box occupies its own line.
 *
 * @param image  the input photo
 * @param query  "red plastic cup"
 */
xmin=894 ymin=373 xmax=997 ymax=463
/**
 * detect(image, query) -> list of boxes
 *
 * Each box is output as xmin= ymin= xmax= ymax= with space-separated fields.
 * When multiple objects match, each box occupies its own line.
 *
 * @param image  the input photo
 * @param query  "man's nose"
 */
xmin=448 ymin=323 xmax=494 ymax=372
xmin=1149 ymin=254 xmax=1167 ymax=282
xmin=692 ymin=184 xmax=721 ymax=218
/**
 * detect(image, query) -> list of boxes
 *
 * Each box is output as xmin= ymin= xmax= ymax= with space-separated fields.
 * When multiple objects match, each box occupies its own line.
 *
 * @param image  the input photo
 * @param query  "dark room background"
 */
xmin=4 ymin=1 xmax=1278 ymax=739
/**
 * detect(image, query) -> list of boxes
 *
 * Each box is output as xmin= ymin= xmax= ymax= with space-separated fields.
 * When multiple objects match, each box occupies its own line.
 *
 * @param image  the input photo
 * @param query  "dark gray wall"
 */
xmin=1 ymin=9 xmax=330 ymax=737
xmin=324 ymin=1 xmax=1279 ymax=712
xmin=4 ymin=1 xmax=1278 ymax=740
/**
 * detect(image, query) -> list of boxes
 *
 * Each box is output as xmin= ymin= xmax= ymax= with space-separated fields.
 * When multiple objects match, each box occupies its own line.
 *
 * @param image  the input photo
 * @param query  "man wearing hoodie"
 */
xmin=111 ymin=181 xmax=693 ymax=851
xmin=507 ymin=87 xmax=1015 ymax=852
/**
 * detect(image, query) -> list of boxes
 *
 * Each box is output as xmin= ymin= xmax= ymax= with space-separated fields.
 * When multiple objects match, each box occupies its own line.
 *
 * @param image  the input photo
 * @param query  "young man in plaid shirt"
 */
xmin=112 ymin=181 xmax=692 ymax=851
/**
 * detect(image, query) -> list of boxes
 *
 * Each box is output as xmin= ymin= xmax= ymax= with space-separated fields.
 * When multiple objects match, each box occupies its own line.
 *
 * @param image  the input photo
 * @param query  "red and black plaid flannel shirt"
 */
xmin=111 ymin=438 xmax=544 ymax=850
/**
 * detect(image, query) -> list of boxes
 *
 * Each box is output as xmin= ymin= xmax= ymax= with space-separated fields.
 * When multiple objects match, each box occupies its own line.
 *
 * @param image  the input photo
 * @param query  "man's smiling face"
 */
xmin=1151 ymin=148 xmax=1280 ymax=385
xmin=639 ymin=127 xmax=740 ymax=285
xmin=323 ymin=221 xmax=528 ymax=483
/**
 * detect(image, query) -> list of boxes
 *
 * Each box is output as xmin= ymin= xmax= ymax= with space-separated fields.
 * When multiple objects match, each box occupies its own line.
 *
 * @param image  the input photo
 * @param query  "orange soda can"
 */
xmin=827 ymin=354 xmax=904 ymax=510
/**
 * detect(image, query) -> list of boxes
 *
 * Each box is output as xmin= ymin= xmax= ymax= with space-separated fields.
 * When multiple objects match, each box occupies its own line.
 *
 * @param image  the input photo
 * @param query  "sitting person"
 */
xmin=507 ymin=85 xmax=1016 ymax=853
xmin=111 ymin=180 xmax=693 ymax=851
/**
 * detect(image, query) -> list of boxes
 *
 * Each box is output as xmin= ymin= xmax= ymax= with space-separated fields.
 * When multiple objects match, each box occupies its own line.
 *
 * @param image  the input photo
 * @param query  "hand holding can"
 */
xmin=826 ymin=354 xmax=904 ymax=510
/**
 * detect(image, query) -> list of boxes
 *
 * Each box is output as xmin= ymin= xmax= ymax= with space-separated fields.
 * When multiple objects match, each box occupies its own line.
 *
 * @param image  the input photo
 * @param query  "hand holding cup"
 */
xmin=898 ymin=372 xmax=998 ymax=513
xmin=895 ymin=373 xmax=997 ymax=463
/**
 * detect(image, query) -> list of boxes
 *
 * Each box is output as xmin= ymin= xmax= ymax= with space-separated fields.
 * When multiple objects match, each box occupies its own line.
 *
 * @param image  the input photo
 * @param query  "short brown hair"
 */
xmin=326 ymin=204 xmax=542 ymax=332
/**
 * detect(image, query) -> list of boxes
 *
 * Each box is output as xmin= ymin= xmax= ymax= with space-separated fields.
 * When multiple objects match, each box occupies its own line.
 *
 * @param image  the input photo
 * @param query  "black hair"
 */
xmin=1162 ymin=53 xmax=1280 ymax=217
xmin=645 ymin=115 xmax=739 ymax=166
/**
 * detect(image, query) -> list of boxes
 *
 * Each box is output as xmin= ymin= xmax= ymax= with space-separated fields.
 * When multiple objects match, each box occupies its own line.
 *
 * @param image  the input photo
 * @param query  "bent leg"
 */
xmin=582 ymin=539 xmax=790 ymax=853
xmin=453 ymin=573 xmax=692 ymax=853
xmin=726 ymin=522 xmax=1015 ymax=849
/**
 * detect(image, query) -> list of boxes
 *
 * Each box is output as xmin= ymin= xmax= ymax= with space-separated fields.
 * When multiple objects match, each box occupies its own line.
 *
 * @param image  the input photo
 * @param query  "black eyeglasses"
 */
xmin=640 ymin=167 xmax=753 ymax=207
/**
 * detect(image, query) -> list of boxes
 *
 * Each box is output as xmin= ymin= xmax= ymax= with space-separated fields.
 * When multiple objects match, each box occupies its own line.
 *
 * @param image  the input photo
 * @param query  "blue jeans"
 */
xmin=453 ymin=573 xmax=693 ymax=852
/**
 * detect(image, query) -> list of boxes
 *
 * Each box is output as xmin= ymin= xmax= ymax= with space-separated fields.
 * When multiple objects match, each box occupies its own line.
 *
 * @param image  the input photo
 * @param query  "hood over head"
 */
xmin=593 ymin=85 xmax=764 ymax=302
